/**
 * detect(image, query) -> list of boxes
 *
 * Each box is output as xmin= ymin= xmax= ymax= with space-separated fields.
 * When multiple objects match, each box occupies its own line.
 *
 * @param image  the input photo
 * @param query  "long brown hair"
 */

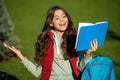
xmin=34 ymin=6 xmax=77 ymax=66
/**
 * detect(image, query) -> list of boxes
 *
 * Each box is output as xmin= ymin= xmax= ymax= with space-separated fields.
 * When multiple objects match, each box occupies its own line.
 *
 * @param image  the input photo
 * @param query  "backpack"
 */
xmin=81 ymin=56 xmax=116 ymax=80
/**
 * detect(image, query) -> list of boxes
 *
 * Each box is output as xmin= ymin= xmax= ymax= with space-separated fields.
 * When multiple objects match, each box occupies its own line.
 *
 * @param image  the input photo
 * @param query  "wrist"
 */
xmin=85 ymin=53 xmax=92 ymax=58
xmin=17 ymin=53 xmax=25 ymax=61
xmin=19 ymin=56 xmax=25 ymax=61
xmin=85 ymin=51 xmax=92 ymax=58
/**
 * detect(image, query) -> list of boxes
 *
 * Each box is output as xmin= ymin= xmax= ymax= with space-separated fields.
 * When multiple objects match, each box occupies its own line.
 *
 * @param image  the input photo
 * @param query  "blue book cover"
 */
xmin=75 ymin=21 xmax=109 ymax=51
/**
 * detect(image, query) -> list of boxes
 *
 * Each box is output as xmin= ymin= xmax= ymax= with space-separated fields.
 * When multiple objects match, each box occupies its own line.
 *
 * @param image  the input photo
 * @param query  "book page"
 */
xmin=96 ymin=21 xmax=108 ymax=24
xmin=94 ymin=21 xmax=109 ymax=46
xmin=75 ymin=23 xmax=94 ymax=49
xmin=75 ymin=21 xmax=108 ymax=51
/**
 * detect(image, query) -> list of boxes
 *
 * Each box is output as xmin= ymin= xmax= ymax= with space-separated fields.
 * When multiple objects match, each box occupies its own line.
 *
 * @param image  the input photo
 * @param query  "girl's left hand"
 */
xmin=85 ymin=39 xmax=98 ymax=58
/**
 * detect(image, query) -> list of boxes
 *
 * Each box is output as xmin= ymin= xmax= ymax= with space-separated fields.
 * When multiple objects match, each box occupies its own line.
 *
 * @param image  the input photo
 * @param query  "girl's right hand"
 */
xmin=3 ymin=42 xmax=25 ymax=61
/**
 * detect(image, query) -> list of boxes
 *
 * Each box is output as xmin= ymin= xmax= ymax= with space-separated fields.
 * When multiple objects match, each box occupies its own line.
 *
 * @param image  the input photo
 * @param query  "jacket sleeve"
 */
xmin=77 ymin=51 xmax=92 ymax=71
xmin=21 ymin=57 xmax=42 ymax=77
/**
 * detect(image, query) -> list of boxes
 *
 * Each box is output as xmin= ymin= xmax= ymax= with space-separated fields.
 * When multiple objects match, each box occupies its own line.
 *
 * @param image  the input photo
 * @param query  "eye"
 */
xmin=54 ymin=17 xmax=59 ymax=20
xmin=63 ymin=15 xmax=66 ymax=18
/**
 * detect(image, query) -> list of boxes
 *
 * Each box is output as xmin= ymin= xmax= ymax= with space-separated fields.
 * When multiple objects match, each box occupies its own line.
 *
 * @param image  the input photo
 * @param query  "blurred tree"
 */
xmin=0 ymin=0 xmax=20 ymax=61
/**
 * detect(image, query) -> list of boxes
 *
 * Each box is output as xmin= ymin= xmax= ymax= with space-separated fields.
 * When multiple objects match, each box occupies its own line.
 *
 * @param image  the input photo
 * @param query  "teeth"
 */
xmin=59 ymin=22 xmax=66 ymax=26
xmin=60 ymin=24 xmax=65 ymax=26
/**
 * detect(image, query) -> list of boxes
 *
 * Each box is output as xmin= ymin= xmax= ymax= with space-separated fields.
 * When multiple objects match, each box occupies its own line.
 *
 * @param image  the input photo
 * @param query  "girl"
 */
xmin=3 ymin=6 xmax=97 ymax=80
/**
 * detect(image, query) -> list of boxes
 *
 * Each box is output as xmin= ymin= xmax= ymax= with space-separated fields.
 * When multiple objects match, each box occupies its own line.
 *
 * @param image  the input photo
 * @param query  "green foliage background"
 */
xmin=0 ymin=0 xmax=120 ymax=80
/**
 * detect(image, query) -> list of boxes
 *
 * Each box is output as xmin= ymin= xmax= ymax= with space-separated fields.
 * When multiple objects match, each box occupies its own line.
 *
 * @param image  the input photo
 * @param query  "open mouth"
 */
xmin=59 ymin=23 xmax=66 ymax=26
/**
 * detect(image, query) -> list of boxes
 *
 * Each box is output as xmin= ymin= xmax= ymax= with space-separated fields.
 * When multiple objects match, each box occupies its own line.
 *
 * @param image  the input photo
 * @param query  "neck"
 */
xmin=55 ymin=31 xmax=64 ymax=36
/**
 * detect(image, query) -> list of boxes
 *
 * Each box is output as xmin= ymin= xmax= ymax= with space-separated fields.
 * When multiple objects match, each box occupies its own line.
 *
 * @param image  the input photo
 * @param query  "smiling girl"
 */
xmin=3 ymin=6 xmax=97 ymax=80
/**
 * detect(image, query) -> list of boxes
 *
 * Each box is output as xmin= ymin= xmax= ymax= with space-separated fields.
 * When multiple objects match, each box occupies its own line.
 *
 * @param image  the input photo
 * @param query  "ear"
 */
xmin=50 ymin=23 xmax=53 ymax=27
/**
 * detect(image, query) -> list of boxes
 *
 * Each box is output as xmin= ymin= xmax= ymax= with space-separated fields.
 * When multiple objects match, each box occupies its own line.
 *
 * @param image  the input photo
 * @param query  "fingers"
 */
xmin=3 ymin=42 xmax=10 ymax=49
xmin=90 ymin=39 xmax=98 ymax=51
xmin=3 ymin=42 xmax=24 ymax=61
xmin=3 ymin=42 xmax=8 ymax=48
xmin=11 ymin=46 xmax=16 ymax=49
xmin=86 ymin=39 xmax=98 ymax=58
xmin=3 ymin=42 xmax=16 ymax=52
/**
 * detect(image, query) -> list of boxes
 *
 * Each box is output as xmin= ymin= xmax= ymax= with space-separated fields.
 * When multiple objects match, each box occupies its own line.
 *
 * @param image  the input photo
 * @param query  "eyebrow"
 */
xmin=54 ymin=13 xmax=66 ymax=17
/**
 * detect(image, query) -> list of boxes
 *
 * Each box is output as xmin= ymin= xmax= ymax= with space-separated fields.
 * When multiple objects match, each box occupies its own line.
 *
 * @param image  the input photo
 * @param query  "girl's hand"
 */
xmin=85 ymin=39 xmax=98 ymax=58
xmin=3 ymin=42 xmax=25 ymax=61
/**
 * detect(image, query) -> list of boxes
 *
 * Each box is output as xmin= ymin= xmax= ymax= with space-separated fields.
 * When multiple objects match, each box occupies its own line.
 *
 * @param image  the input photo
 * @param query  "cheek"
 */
xmin=53 ymin=21 xmax=59 ymax=26
xmin=66 ymin=19 xmax=69 ymax=23
xmin=66 ymin=20 xmax=69 ymax=26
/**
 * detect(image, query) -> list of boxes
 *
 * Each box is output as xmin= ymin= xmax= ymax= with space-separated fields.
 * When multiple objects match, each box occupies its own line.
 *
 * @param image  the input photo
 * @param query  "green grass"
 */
xmin=0 ymin=0 xmax=120 ymax=80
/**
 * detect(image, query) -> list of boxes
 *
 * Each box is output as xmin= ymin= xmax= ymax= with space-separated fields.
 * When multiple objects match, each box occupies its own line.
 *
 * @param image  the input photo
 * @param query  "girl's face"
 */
xmin=50 ymin=9 xmax=68 ymax=36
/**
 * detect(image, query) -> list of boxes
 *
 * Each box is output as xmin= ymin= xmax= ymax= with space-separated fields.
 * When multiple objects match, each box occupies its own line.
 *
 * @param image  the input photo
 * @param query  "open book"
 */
xmin=75 ymin=21 xmax=109 ymax=51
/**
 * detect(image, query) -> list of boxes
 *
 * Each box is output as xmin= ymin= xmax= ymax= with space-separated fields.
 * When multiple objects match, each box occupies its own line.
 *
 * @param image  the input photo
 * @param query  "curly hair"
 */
xmin=34 ymin=6 xmax=77 ymax=66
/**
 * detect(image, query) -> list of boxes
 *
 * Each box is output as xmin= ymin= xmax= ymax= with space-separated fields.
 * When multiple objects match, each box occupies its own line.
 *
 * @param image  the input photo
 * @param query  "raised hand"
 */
xmin=85 ymin=39 xmax=98 ymax=57
xmin=3 ymin=42 xmax=25 ymax=61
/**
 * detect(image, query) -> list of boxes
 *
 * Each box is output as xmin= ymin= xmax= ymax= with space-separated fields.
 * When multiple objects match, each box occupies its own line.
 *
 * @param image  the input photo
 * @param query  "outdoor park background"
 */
xmin=0 ymin=0 xmax=120 ymax=80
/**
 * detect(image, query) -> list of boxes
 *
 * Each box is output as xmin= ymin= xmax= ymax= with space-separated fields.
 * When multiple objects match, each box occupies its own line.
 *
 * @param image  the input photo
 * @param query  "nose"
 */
xmin=60 ymin=18 xmax=64 ymax=22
